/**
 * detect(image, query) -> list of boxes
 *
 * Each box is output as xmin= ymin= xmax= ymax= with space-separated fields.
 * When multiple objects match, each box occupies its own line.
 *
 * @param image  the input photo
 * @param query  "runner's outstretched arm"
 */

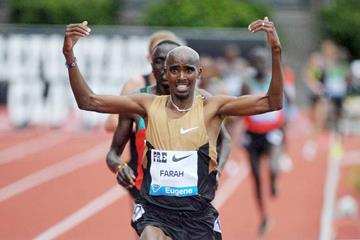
xmin=62 ymin=21 xmax=148 ymax=115
xmin=217 ymin=17 xmax=283 ymax=116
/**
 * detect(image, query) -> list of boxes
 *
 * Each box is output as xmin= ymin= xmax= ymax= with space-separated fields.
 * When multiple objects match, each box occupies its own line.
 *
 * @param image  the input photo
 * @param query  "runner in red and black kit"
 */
xmin=106 ymin=40 xmax=181 ymax=199
xmin=240 ymin=48 xmax=285 ymax=236
xmin=122 ymin=83 xmax=150 ymax=199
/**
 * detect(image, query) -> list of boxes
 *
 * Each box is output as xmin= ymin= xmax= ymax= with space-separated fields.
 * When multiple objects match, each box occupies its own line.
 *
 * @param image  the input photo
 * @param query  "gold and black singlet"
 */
xmin=141 ymin=95 xmax=218 ymax=211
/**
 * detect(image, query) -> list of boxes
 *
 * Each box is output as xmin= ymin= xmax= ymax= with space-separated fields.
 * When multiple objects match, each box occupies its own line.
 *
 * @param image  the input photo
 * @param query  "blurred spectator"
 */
xmin=279 ymin=63 xmax=297 ymax=173
xmin=321 ymin=40 xmax=350 ymax=132
xmin=217 ymin=44 xmax=248 ymax=96
xmin=342 ymin=60 xmax=360 ymax=135
xmin=302 ymin=40 xmax=350 ymax=159
xmin=283 ymin=64 xmax=298 ymax=122
xmin=198 ymin=56 xmax=227 ymax=95
xmin=302 ymin=52 xmax=327 ymax=159
xmin=217 ymin=44 xmax=249 ymax=135
xmin=349 ymin=60 xmax=360 ymax=95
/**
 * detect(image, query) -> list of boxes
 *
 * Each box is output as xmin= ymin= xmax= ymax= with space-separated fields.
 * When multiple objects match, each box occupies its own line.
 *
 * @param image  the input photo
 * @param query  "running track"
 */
xmin=0 ymin=112 xmax=359 ymax=239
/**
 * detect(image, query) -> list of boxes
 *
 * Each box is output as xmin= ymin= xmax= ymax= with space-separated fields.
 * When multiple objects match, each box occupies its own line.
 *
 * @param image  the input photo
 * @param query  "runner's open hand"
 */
xmin=248 ymin=17 xmax=281 ymax=51
xmin=116 ymin=164 xmax=136 ymax=189
xmin=63 ymin=21 xmax=91 ymax=55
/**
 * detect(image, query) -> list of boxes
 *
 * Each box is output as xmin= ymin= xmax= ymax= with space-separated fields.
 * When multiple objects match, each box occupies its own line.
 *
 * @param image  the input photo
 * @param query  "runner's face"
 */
xmin=151 ymin=44 xmax=178 ymax=89
xmin=166 ymin=54 xmax=201 ymax=100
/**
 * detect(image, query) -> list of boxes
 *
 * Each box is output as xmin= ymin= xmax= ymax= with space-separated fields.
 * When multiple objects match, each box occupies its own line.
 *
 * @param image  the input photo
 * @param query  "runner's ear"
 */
xmin=198 ymin=66 xmax=203 ymax=78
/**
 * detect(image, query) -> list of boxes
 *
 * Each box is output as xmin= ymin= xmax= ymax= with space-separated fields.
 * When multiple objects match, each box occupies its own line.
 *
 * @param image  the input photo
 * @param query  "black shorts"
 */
xmin=310 ymin=93 xmax=322 ymax=105
xmin=243 ymin=131 xmax=271 ymax=156
xmin=242 ymin=129 xmax=284 ymax=156
xmin=127 ymin=187 xmax=140 ymax=200
xmin=131 ymin=201 xmax=222 ymax=240
xmin=329 ymin=96 xmax=344 ymax=111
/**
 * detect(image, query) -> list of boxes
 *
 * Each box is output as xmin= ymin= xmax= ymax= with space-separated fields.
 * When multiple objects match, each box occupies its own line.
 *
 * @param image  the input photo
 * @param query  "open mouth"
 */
xmin=176 ymin=83 xmax=190 ymax=93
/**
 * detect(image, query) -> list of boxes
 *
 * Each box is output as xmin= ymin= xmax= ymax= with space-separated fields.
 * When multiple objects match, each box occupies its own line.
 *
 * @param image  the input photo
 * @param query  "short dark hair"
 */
xmin=153 ymin=40 xmax=181 ymax=50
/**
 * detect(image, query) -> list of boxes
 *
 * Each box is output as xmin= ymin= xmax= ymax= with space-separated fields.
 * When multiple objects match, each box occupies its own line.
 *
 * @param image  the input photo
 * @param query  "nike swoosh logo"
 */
xmin=180 ymin=127 xmax=198 ymax=134
xmin=172 ymin=154 xmax=192 ymax=162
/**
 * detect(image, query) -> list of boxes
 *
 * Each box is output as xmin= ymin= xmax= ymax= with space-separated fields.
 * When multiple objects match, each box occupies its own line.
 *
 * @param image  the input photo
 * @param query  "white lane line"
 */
xmin=342 ymin=150 xmax=360 ymax=166
xmin=33 ymin=186 xmax=126 ymax=240
xmin=213 ymin=160 xmax=249 ymax=209
xmin=319 ymin=134 xmax=343 ymax=240
xmin=0 ymin=132 xmax=70 ymax=165
xmin=0 ymin=142 xmax=109 ymax=202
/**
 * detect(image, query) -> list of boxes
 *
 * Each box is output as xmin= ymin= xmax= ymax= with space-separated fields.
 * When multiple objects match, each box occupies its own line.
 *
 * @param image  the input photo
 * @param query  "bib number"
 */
xmin=149 ymin=149 xmax=198 ymax=197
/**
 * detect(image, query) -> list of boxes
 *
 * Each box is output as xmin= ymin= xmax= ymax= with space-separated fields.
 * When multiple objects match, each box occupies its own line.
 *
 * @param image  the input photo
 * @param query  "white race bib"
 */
xmin=149 ymin=149 xmax=198 ymax=197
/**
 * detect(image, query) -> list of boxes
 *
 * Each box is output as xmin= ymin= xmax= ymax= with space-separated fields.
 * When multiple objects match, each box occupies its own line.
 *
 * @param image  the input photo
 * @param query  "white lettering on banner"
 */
xmin=7 ymin=79 xmax=45 ymax=126
xmin=150 ymin=149 xmax=198 ymax=197
xmin=7 ymin=35 xmax=24 ymax=79
xmin=0 ymin=36 xmax=6 ymax=79
xmin=1 ymin=33 xmax=151 ymax=127
xmin=43 ymin=35 xmax=68 ymax=82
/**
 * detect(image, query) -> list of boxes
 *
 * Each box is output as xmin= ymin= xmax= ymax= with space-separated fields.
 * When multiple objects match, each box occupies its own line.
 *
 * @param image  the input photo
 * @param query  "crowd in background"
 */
xmin=302 ymin=40 xmax=360 ymax=159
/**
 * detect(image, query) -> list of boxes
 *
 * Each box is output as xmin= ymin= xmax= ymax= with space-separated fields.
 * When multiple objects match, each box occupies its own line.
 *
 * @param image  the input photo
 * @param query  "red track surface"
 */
xmin=0 ymin=113 xmax=359 ymax=240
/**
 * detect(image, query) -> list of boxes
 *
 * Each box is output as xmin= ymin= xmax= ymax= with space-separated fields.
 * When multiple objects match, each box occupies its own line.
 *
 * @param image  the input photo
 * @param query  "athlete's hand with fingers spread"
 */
xmin=248 ymin=17 xmax=282 ymax=52
xmin=63 ymin=21 xmax=91 ymax=55
xmin=116 ymin=163 xmax=136 ymax=189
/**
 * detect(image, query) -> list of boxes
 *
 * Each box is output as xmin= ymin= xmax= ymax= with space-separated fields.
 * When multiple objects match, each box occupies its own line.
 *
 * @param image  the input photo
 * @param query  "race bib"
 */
xmin=149 ymin=149 xmax=198 ymax=197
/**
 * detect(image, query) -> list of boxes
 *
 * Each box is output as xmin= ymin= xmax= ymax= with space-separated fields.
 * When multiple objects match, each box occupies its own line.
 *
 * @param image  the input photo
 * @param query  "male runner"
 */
xmin=104 ymin=30 xmax=178 ymax=132
xmin=63 ymin=17 xmax=283 ymax=239
xmin=106 ymin=40 xmax=181 ymax=200
xmin=241 ymin=47 xmax=285 ymax=235
xmin=107 ymin=40 xmax=231 ymax=200
xmin=105 ymin=33 xmax=178 ymax=193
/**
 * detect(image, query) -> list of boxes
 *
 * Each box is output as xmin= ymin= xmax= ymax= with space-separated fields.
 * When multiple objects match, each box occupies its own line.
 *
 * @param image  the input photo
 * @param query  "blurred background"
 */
xmin=0 ymin=0 xmax=360 ymax=239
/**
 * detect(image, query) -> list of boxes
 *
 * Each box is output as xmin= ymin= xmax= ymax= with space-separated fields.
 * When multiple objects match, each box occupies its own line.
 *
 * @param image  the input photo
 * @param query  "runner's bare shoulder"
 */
xmin=121 ymin=75 xmax=146 ymax=95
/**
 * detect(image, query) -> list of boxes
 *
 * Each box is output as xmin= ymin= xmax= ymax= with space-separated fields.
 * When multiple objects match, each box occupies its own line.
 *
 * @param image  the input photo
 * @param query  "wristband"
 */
xmin=116 ymin=162 xmax=128 ymax=175
xmin=65 ymin=57 xmax=77 ymax=69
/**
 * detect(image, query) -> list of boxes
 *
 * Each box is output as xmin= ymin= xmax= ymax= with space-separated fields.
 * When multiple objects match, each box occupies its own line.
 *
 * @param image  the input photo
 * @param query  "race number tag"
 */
xmin=149 ymin=149 xmax=198 ymax=197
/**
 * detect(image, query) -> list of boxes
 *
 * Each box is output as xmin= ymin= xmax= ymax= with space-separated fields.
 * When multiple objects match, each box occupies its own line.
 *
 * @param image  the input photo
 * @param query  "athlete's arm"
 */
xmin=216 ymin=17 xmax=283 ymax=116
xmin=63 ymin=21 xmax=150 ymax=115
xmin=104 ymin=76 xmax=146 ymax=132
xmin=106 ymin=114 xmax=136 ymax=188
